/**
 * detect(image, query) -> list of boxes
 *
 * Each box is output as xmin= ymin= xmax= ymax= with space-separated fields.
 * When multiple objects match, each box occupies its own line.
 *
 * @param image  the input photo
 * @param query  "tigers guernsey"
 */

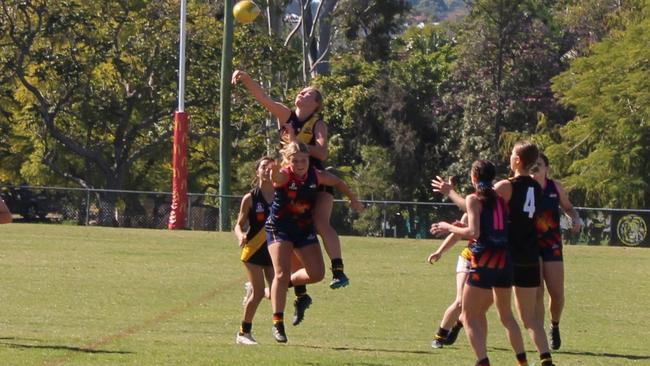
xmin=234 ymin=157 xmax=276 ymax=346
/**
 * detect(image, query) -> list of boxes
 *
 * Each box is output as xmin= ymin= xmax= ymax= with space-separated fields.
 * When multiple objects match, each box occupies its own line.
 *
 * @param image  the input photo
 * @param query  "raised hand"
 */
xmin=431 ymin=175 xmax=454 ymax=196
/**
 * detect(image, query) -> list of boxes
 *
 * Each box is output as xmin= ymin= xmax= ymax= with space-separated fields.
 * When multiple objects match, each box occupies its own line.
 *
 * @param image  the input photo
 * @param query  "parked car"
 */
xmin=0 ymin=186 xmax=53 ymax=221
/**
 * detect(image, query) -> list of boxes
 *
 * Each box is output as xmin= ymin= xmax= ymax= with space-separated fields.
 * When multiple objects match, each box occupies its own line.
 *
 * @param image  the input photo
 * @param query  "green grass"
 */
xmin=0 ymin=224 xmax=649 ymax=365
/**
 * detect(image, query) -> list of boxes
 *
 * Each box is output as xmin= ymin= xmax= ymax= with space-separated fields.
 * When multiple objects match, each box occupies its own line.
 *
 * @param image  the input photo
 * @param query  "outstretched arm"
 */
xmin=427 ymin=212 xmax=468 ymax=264
xmin=317 ymin=171 xmax=364 ymax=212
xmin=232 ymin=70 xmax=291 ymax=125
xmin=427 ymin=232 xmax=463 ymax=264
xmin=430 ymin=196 xmax=480 ymax=239
xmin=431 ymin=175 xmax=466 ymax=211
xmin=555 ymin=180 xmax=582 ymax=233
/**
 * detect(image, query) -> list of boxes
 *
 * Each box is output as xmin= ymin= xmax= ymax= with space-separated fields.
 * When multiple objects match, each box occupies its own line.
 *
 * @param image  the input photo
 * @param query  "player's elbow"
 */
xmin=466 ymin=228 xmax=479 ymax=238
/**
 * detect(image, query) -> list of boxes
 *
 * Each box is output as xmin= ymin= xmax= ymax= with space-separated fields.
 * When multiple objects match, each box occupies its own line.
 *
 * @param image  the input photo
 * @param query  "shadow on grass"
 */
xmin=0 ymin=340 xmax=133 ymax=355
xmin=491 ymin=347 xmax=650 ymax=361
xmin=297 ymin=344 xmax=431 ymax=356
xmin=556 ymin=350 xmax=650 ymax=361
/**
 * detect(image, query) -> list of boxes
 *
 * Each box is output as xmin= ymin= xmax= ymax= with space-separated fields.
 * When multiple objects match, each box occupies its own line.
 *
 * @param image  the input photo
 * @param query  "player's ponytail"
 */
xmin=471 ymin=160 xmax=497 ymax=208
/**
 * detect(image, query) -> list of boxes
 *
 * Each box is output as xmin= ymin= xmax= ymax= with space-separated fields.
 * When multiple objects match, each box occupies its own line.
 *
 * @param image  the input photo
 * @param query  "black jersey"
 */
xmin=285 ymin=111 xmax=324 ymax=170
xmin=240 ymin=188 xmax=272 ymax=265
xmin=507 ymin=175 xmax=543 ymax=264
xmin=246 ymin=187 xmax=270 ymax=241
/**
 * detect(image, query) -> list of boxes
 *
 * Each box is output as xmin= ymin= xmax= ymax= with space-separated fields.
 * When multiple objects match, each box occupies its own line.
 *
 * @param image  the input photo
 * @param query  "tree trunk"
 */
xmin=266 ymin=0 xmax=285 ymax=37
xmin=313 ymin=0 xmax=337 ymax=76
xmin=300 ymin=0 xmax=313 ymax=83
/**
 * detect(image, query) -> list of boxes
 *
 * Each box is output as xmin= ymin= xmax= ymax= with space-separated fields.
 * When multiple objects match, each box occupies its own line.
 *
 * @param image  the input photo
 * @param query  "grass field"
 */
xmin=1 ymin=224 xmax=649 ymax=365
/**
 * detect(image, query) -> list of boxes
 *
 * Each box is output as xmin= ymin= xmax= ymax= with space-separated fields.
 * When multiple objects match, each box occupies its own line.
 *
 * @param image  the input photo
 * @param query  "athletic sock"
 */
xmin=454 ymin=320 xmax=463 ymax=328
xmin=240 ymin=321 xmax=252 ymax=334
xmin=272 ymin=312 xmax=284 ymax=325
xmin=476 ymin=357 xmax=490 ymax=366
xmin=551 ymin=321 xmax=559 ymax=328
xmin=516 ymin=352 xmax=528 ymax=366
xmin=540 ymin=352 xmax=553 ymax=366
xmin=331 ymin=258 xmax=344 ymax=275
xmin=294 ymin=285 xmax=307 ymax=297
xmin=435 ymin=327 xmax=450 ymax=340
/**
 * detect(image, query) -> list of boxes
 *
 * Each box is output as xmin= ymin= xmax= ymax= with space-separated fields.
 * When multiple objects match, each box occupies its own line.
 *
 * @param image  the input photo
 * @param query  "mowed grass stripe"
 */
xmin=1 ymin=224 xmax=649 ymax=366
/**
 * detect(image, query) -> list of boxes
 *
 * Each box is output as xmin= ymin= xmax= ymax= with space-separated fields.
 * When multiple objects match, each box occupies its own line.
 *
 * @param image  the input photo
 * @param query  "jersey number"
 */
xmin=523 ymin=187 xmax=536 ymax=218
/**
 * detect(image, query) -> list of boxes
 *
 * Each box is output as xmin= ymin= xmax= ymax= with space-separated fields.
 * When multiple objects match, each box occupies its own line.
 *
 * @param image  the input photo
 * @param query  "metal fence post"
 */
xmin=382 ymin=201 xmax=387 ymax=237
xmin=85 ymin=188 xmax=90 ymax=225
xmin=186 ymin=193 xmax=193 ymax=230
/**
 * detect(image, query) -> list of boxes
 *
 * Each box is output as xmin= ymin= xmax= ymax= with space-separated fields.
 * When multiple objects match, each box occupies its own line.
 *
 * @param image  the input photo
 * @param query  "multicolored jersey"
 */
xmin=507 ymin=175 xmax=543 ymax=264
xmin=266 ymin=166 xmax=319 ymax=233
xmin=240 ymin=188 xmax=272 ymax=265
xmin=285 ymin=111 xmax=324 ymax=170
xmin=467 ymin=196 xmax=513 ymax=289
xmin=536 ymin=179 xmax=562 ymax=256
xmin=469 ymin=195 xmax=509 ymax=255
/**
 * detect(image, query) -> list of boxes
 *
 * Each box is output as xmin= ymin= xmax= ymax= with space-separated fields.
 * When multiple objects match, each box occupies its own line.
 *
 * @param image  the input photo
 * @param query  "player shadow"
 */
xmin=0 ymin=340 xmax=133 ymax=355
xmin=297 ymin=344 xmax=431 ymax=356
xmin=555 ymin=350 xmax=650 ymax=361
xmin=491 ymin=347 xmax=650 ymax=361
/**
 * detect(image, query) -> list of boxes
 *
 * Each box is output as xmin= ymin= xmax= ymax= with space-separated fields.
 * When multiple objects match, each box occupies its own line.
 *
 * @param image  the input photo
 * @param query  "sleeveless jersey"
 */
xmin=266 ymin=166 xmax=319 ymax=232
xmin=535 ymin=179 xmax=562 ymax=249
xmin=469 ymin=195 xmax=509 ymax=254
xmin=507 ymin=175 xmax=543 ymax=264
xmin=285 ymin=111 xmax=324 ymax=170
xmin=240 ymin=188 xmax=271 ymax=262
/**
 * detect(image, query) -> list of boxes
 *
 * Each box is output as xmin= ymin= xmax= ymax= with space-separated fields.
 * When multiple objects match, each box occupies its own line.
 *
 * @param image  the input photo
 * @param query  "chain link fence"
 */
xmin=2 ymin=185 xmax=649 ymax=246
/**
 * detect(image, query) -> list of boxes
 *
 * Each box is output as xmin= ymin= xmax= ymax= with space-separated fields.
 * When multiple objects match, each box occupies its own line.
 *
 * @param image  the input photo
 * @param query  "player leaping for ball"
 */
xmin=232 ymin=70 xmax=351 ymax=326
xmin=265 ymin=142 xmax=363 ymax=343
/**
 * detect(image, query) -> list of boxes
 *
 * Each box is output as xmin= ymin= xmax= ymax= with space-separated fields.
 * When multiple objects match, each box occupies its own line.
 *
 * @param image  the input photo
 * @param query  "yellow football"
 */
xmin=233 ymin=1 xmax=261 ymax=25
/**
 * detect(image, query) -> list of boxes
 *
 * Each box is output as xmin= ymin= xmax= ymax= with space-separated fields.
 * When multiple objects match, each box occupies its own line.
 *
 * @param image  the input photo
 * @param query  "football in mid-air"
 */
xmin=233 ymin=1 xmax=261 ymax=25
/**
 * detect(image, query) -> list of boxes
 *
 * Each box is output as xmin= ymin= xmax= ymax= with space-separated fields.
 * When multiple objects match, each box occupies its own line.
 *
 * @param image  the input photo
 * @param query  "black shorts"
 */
xmin=266 ymin=227 xmax=319 ymax=249
xmin=540 ymin=242 xmax=563 ymax=262
xmin=245 ymin=244 xmax=272 ymax=267
xmin=513 ymin=262 xmax=541 ymax=288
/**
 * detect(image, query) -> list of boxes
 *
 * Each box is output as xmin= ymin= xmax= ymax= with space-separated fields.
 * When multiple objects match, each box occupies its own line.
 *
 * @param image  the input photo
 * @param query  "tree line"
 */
xmin=1 ymin=0 xmax=648 ymax=229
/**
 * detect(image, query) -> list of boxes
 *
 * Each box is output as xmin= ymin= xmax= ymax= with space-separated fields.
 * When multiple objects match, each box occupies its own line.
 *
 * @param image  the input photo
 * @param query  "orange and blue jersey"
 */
xmin=536 ymin=179 xmax=563 ymax=261
xmin=467 ymin=195 xmax=513 ymax=289
xmin=266 ymin=166 xmax=319 ymax=235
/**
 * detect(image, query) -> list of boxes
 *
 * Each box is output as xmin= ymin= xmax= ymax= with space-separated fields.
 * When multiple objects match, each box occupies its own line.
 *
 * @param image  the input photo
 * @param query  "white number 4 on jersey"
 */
xmin=523 ymin=187 xmax=536 ymax=218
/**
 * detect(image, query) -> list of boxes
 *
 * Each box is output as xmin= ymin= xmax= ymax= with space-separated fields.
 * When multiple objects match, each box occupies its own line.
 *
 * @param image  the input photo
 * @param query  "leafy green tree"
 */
xmin=441 ymin=0 xmax=566 ymax=178
xmin=332 ymin=0 xmax=411 ymax=61
xmin=316 ymin=24 xmax=456 ymax=202
xmin=546 ymin=4 xmax=650 ymax=208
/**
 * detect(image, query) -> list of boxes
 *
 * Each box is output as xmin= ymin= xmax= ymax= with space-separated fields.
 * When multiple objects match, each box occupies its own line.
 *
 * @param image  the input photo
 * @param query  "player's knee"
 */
xmin=274 ymin=270 xmax=290 ymax=284
xmin=307 ymin=266 xmax=325 ymax=283
xmin=452 ymin=300 xmax=462 ymax=310
xmin=250 ymin=288 xmax=265 ymax=302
